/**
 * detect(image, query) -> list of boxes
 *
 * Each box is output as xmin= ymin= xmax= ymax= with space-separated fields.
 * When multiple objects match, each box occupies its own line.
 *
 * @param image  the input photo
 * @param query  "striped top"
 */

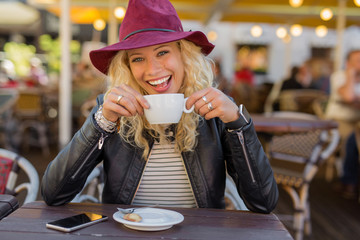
xmin=132 ymin=141 xmax=197 ymax=208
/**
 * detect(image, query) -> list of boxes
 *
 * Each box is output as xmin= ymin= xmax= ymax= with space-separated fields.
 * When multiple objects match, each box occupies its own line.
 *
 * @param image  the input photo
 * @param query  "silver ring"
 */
xmin=202 ymin=96 xmax=208 ymax=104
xmin=116 ymin=95 xmax=123 ymax=105
xmin=207 ymin=102 xmax=214 ymax=111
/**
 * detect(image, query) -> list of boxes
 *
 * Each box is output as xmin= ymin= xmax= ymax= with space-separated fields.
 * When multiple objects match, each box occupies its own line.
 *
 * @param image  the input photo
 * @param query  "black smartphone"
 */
xmin=46 ymin=212 xmax=108 ymax=232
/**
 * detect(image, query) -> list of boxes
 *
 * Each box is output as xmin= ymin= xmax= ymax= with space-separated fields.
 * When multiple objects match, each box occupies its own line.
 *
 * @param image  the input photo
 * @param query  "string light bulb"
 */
xmin=315 ymin=25 xmax=328 ymax=38
xmin=320 ymin=8 xmax=333 ymax=21
xmin=251 ymin=25 xmax=263 ymax=38
xmin=354 ymin=0 xmax=360 ymax=7
xmin=114 ymin=6 xmax=126 ymax=19
xmin=276 ymin=27 xmax=287 ymax=39
xmin=207 ymin=30 xmax=218 ymax=42
xmin=289 ymin=0 xmax=303 ymax=8
xmin=93 ymin=18 xmax=106 ymax=31
xmin=290 ymin=24 xmax=303 ymax=37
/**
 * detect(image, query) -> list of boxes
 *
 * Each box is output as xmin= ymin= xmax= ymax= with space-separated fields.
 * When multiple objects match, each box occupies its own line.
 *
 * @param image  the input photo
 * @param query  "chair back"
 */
xmin=14 ymin=89 xmax=43 ymax=119
xmin=0 ymin=148 xmax=39 ymax=205
xmin=278 ymin=89 xmax=327 ymax=114
xmin=268 ymin=113 xmax=340 ymax=184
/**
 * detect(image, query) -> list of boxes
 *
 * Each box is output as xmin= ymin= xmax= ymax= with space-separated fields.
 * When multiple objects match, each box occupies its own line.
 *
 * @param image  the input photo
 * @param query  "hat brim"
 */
xmin=90 ymin=30 xmax=214 ymax=74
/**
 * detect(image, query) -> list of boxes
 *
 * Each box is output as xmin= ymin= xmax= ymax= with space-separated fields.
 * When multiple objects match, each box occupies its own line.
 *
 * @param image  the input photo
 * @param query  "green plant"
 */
xmin=39 ymin=34 xmax=81 ymax=74
xmin=4 ymin=42 xmax=36 ymax=77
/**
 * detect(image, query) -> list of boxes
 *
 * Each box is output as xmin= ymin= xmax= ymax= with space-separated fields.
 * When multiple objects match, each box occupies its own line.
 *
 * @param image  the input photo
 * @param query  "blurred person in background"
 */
xmin=212 ymin=60 xmax=230 ymax=95
xmin=280 ymin=61 xmax=314 ymax=91
xmin=336 ymin=131 xmax=359 ymax=199
xmin=326 ymin=49 xmax=360 ymax=195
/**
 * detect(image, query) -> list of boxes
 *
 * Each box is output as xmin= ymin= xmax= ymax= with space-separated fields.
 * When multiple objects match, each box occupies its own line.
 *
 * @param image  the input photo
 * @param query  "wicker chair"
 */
xmin=268 ymin=114 xmax=339 ymax=240
xmin=278 ymin=89 xmax=327 ymax=115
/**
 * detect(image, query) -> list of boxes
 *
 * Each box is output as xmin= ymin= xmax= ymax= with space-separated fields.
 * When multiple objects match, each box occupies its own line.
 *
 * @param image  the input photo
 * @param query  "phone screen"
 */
xmin=46 ymin=212 xmax=108 ymax=232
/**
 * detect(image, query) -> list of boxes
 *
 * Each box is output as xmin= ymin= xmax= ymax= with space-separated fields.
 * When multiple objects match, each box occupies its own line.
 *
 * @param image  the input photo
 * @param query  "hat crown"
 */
xmin=119 ymin=0 xmax=183 ymax=41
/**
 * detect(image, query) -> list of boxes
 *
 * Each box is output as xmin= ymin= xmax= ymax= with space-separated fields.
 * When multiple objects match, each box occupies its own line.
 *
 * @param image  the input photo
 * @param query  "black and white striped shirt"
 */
xmin=132 ymin=141 xmax=197 ymax=208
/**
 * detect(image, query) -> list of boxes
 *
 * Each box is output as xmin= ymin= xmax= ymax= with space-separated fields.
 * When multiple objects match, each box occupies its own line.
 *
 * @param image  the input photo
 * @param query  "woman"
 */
xmin=41 ymin=0 xmax=278 ymax=213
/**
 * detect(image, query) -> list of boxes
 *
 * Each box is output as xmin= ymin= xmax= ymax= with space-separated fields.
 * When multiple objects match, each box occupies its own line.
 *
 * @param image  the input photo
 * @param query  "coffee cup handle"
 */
xmin=184 ymin=97 xmax=194 ymax=113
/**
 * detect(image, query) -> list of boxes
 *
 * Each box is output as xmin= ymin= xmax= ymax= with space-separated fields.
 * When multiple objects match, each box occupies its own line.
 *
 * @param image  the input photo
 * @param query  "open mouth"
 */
xmin=147 ymin=76 xmax=171 ymax=91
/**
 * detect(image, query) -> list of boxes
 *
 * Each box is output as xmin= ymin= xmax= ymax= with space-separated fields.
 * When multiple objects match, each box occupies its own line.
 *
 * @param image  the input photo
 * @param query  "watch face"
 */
xmin=239 ymin=104 xmax=250 ymax=124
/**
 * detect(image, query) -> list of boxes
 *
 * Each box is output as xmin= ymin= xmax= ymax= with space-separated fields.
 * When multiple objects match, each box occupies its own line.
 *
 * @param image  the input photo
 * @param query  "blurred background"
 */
xmin=1 ymin=1 xmax=360 ymax=240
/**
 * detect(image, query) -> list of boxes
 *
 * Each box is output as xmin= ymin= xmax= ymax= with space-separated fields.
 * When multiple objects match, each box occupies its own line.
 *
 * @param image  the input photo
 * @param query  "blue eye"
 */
xmin=158 ymin=50 xmax=169 ymax=56
xmin=131 ymin=57 xmax=143 ymax=63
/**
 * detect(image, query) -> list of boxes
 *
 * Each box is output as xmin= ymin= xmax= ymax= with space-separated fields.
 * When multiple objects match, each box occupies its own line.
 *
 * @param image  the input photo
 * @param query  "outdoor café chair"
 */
xmin=0 ymin=148 xmax=39 ymax=205
xmin=268 ymin=113 xmax=340 ymax=240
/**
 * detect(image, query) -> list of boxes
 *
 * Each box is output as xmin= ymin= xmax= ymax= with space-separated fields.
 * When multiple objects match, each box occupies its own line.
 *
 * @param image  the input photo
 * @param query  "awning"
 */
xmin=0 ymin=1 xmax=39 ymax=25
xmin=28 ymin=0 xmax=360 ymax=28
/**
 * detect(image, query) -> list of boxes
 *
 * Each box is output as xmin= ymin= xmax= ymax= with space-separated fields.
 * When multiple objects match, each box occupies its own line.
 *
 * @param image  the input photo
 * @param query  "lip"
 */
xmin=146 ymin=75 xmax=172 ymax=93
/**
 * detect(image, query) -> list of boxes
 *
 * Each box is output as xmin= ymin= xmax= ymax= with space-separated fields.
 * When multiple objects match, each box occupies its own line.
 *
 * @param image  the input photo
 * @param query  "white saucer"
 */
xmin=113 ymin=207 xmax=184 ymax=231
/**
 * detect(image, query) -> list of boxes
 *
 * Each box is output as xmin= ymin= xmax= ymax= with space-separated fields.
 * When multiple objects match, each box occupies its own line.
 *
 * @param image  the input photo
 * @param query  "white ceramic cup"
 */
xmin=144 ymin=93 xmax=194 ymax=124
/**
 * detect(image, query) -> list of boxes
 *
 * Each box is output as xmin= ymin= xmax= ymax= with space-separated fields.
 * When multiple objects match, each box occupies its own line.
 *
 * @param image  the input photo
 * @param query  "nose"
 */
xmin=145 ymin=57 xmax=162 ymax=76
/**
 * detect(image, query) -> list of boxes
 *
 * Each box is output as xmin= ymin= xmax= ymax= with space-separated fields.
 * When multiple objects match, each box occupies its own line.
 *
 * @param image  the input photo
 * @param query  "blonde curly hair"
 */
xmin=106 ymin=40 xmax=214 ymax=159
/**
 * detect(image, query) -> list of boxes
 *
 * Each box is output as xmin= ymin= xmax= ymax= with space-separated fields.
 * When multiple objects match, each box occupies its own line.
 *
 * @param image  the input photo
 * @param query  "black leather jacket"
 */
xmin=41 ymin=96 xmax=278 ymax=213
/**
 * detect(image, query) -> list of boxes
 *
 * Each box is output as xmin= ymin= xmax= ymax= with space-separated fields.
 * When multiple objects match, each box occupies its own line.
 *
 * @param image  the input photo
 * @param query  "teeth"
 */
xmin=148 ymin=76 xmax=170 ymax=86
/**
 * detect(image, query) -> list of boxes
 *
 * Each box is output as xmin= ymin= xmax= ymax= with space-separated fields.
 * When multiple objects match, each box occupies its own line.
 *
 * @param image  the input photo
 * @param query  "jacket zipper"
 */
xmin=237 ymin=131 xmax=256 ymax=183
xmin=71 ymin=133 xmax=108 ymax=180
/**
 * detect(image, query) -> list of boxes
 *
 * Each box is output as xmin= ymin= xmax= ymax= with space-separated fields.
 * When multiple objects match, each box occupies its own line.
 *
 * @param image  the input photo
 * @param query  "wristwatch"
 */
xmin=238 ymin=104 xmax=251 ymax=126
xmin=226 ymin=104 xmax=251 ymax=130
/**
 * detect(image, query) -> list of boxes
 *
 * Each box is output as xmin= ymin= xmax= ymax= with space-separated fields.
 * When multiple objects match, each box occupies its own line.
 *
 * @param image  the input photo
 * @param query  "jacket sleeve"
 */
xmin=41 ymin=96 xmax=110 ymax=206
xmin=223 ymin=119 xmax=279 ymax=213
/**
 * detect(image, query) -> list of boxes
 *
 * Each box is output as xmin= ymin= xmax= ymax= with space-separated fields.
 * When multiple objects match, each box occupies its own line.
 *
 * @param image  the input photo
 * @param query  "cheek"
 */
xmin=130 ymin=65 xmax=144 ymax=84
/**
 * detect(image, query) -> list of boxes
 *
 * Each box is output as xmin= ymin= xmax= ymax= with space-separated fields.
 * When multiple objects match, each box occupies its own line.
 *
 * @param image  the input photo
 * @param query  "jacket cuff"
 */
xmin=225 ymin=117 xmax=252 ymax=130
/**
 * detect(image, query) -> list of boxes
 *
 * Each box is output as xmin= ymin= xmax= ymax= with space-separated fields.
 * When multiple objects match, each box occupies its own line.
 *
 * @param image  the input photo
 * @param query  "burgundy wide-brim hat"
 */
xmin=90 ymin=0 xmax=215 ymax=75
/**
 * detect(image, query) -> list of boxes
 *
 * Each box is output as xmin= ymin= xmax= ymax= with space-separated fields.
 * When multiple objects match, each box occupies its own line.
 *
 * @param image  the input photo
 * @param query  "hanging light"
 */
xmin=289 ymin=0 xmax=303 ymax=8
xmin=320 ymin=8 xmax=333 ymax=21
xmin=251 ymin=25 xmax=263 ymax=38
xmin=315 ymin=25 xmax=328 ymax=38
xmin=290 ymin=24 xmax=303 ymax=37
xmin=276 ymin=27 xmax=287 ymax=39
xmin=207 ymin=30 xmax=218 ymax=42
xmin=93 ymin=18 xmax=106 ymax=31
xmin=114 ymin=6 xmax=126 ymax=19
xmin=354 ymin=0 xmax=360 ymax=7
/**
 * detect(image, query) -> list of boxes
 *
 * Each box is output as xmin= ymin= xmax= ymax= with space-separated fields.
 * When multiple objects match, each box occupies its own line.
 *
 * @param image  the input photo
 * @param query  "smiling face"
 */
xmin=127 ymin=42 xmax=185 ymax=95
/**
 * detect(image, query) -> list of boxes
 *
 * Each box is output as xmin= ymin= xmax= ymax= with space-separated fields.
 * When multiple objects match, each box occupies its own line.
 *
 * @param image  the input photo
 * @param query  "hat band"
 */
xmin=122 ymin=28 xmax=176 ymax=41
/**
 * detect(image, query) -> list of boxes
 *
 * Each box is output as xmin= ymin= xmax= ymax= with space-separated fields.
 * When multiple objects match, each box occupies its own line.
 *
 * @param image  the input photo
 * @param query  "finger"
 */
xmin=112 ymin=85 xmax=147 ymax=115
xmin=102 ymin=96 xmax=132 ymax=121
xmin=106 ymin=88 xmax=140 ymax=117
xmin=186 ymin=88 xmax=212 ymax=110
xmin=118 ymin=84 xmax=150 ymax=110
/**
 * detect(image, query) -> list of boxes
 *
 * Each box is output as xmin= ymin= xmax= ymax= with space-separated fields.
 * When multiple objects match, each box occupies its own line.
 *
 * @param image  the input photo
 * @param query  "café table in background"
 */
xmin=0 ymin=201 xmax=293 ymax=240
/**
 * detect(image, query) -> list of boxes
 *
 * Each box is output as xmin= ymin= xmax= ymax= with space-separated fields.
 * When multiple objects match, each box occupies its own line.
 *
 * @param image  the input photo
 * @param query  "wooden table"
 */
xmin=252 ymin=114 xmax=338 ymax=134
xmin=0 ymin=201 xmax=293 ymax=240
